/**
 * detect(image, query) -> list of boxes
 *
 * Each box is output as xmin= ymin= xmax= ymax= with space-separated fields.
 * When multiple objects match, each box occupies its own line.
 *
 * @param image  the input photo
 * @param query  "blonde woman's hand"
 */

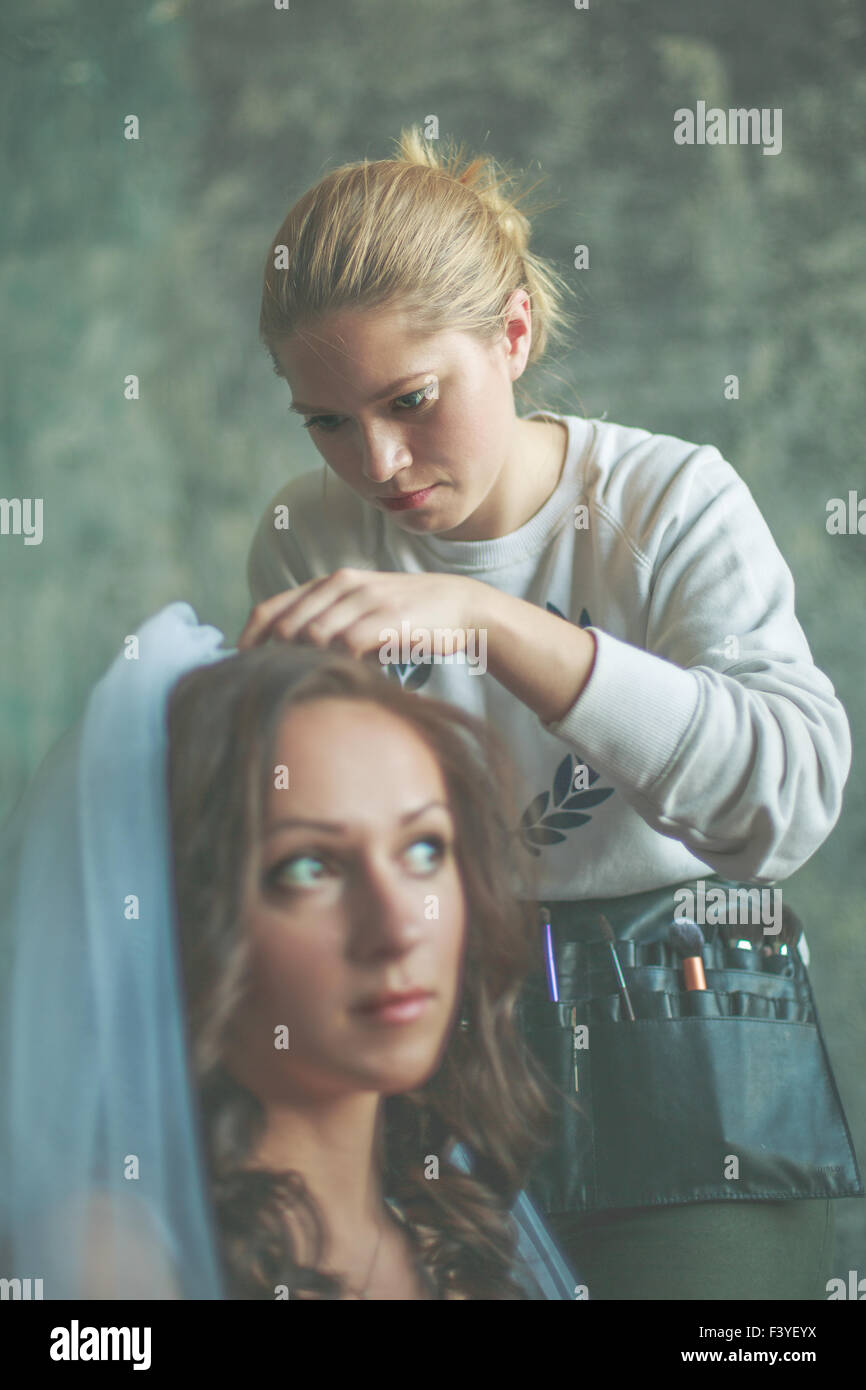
xmin=238 ymin=569 xmax=597 ymax=723
xmin=237 ymin=568 xmax=488 ymax=660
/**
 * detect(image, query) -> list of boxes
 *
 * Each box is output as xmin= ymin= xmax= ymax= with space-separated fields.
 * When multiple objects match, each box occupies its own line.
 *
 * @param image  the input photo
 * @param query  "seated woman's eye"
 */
xmin=403 ymin=836 xmax=448 ymax=875
xmin=268 ymin=854 xmax=332 ymax=889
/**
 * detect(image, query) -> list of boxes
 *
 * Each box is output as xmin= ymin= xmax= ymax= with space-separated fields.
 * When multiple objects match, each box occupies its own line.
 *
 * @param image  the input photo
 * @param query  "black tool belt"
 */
xmin=518 ymin=875 xmax=864 ymax=1215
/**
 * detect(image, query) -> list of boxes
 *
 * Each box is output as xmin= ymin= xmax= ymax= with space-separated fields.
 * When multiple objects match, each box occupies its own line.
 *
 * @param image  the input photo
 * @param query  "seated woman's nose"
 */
xmin=351 ymin=893 xmax=427 ymax=956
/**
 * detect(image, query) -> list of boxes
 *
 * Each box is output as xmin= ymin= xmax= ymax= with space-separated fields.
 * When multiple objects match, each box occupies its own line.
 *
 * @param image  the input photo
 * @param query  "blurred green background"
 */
xmin=1 ymin=0 xmax=863 ymax=1282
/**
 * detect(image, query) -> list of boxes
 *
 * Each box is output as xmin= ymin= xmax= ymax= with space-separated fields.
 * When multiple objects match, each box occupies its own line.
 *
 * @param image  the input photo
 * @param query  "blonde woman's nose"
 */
xmin=359 ymin=427 xmax=413 ymax=484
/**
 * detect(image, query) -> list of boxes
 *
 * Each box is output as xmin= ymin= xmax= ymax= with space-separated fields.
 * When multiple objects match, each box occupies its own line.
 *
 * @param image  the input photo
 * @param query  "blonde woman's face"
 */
xmin=273 ymin=302 xmax=529 ymax=541
xmin=225 ymin=698 xmax=467 ymax=1102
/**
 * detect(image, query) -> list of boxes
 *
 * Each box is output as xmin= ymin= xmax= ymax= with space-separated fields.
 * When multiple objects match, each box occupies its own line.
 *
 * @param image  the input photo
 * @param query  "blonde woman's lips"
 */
xmin=378 ymin=485 xmax=439 ymax=511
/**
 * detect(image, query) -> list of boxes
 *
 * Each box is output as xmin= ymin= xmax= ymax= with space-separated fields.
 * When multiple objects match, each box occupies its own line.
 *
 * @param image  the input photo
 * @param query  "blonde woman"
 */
xmin=239 ymin=127 xmax=860 ymax=1299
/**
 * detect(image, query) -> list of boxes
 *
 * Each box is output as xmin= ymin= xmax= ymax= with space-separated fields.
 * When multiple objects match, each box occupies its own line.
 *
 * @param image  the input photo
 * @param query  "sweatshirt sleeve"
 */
xmin=541 ymin=446 xmax=852 ymax=883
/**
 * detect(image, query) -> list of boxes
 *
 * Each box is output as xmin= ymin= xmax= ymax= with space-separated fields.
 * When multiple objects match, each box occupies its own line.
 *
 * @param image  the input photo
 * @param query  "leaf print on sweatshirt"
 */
xmin=380 ymin=659 xmax=433 ymax=692
xmin=518 ymin=604 xmax=615 ymax=856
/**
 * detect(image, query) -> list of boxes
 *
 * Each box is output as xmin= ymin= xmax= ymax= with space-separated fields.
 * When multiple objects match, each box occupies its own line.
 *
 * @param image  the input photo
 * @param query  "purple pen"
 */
xmin=539 ymin=904 xmax=559 ymax=1002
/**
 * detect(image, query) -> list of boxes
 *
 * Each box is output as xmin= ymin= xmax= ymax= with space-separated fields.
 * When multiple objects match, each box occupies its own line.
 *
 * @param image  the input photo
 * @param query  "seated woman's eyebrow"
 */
xmin=263 ymin=800 xmax=453 ymax=838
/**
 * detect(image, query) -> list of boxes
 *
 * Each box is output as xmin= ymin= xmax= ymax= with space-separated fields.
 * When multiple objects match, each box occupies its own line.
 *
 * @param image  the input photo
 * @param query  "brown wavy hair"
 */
xmin=166 ymin=641 xmax=555 ymax=1299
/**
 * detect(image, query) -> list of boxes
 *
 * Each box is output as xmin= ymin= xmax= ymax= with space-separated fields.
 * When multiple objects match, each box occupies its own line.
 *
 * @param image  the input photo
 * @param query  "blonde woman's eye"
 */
xmin=394 ymin=383 xmax=437 ymax=411
xmin=403 ymin=836 xmax=447 ymax=875
xmin=300 ymin=382 xmax=437 ymax=433
xmin=301 ymin=415 xmax=343 ymax=433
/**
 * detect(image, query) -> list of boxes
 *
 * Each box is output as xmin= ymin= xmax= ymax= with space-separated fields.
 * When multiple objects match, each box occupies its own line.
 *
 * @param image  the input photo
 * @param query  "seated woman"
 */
xmin=0 ymin=602 xmax=575 ymax=1300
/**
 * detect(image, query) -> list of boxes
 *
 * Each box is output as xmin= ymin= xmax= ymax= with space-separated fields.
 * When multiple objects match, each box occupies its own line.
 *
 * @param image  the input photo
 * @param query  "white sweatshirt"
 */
xmin=247 ymin=411 xmax=851 ymax=901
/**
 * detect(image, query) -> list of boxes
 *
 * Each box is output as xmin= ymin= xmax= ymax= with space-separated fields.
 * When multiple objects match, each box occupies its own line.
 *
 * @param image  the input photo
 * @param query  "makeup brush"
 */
xmin=539 ymin=908 xmax=582 ymax=1090
xmin=668 ymin=921 xmax=707 ymax=990
xmin=717 ymin=903 xmax=802 ymax=954
xmin=776 ymin=902 xmax=807 ymax=960
xmin=598 ymin=914 xmax=636 ymax=1021
xmin=539 ymin=905 xmax=559 ymax=1003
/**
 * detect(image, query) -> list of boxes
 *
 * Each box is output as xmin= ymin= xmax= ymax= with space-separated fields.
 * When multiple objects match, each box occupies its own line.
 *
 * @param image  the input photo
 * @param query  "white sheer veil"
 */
xmin=0 ymin=601 xmax=576 ymax=1300
xmin=0 ymin=602 xmax=230 ymax=1298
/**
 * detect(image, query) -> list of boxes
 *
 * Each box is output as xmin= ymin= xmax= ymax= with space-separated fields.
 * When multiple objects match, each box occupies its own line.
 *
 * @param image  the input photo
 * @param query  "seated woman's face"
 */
xmin=224 ymin=697 xmax=467 ymax=1102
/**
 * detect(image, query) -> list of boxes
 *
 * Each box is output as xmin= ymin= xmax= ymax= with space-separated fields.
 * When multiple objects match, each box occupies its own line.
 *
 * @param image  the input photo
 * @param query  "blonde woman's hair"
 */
xmin=259 ymin=125 xmax=579 ymax=411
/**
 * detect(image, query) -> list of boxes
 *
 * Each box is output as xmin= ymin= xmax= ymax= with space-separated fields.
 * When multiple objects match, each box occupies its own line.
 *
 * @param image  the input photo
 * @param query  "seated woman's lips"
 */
xmin=353 ymin=989 xmax=435 ymax=1024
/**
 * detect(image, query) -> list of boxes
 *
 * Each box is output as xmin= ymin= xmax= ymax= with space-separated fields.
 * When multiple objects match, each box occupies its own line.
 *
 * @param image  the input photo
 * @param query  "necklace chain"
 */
xmin=347 ymin=1205 xmax=386 ymax=1300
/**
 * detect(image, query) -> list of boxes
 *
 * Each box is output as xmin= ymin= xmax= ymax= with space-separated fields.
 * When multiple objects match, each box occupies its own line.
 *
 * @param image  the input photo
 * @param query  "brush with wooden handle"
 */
xmin=668 ymin=921 xmax=707 ymax=990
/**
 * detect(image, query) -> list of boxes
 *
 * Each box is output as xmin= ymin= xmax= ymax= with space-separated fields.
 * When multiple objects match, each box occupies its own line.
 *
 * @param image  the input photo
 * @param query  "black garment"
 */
xmin=548 ymin=1197 xmax=835 ymax=1301
xmin=518 ymin=876 xmax=862 ymax=1298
